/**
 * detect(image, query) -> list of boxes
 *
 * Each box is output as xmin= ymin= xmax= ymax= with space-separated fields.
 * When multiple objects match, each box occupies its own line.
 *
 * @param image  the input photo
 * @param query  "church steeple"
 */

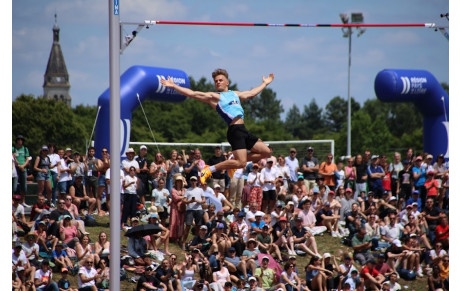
xmin=43 ymin=13 xmax=71 ymax=106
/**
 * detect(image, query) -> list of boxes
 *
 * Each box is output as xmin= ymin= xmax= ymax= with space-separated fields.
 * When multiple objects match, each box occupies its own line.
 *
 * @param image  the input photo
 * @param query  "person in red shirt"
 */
xmin=375 ymin=254 xmax=394 ymax=277
xmin=435 ymin=216 xmax=449 ymax=245
xmin=318 ymin=153 xmax=338 ymax=191
xmin=360 ymin=259 xmax=385 ymax=290
xmin=424 ymin=170 xmax=439 ymax=198
xmin=30 ymin=195 xmax=50 ymax=221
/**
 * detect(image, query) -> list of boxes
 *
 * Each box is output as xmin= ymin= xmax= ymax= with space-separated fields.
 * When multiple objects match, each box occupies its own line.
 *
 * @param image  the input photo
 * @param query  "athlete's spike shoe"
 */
xmin=200 ymin=165 xmax=212 ymax=184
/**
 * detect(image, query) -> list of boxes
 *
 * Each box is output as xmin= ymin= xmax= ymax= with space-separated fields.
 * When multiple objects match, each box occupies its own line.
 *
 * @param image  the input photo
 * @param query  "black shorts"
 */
xmin=227 ymin=124 xmax=259 ymax=151
xmin=262 ymin=190 xmax=276 ymax=200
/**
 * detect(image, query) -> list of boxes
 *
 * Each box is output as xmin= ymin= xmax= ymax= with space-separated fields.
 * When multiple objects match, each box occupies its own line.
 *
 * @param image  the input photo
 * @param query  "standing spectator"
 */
xmin=150 ymin=152 xmax=169 ymax=191
xmin=433 ymin=154 xmax=448 ymax=209
xmin=69 ymin=151 xmax=85 ymax=183
xmin=135 ymin=145 xmax=150 ymax=207
xmin=121 ymin=166 xmax=139 ymax=230
xmin=170 ymin=175 xmax=186 ymax=246
xmin=260 ymin=158 xmax=278 ymax=213
xmin=396 ymin=160 xmax=413 ymax=201
xmin=77 ymin=258 xmax=99 ymax=291
xmin=96 ymin=147 xmax=110 ymax=215
xmin=184 ymin=149 xmax=204 ymax=186
xmin=182 ymin=176 xmax=206 ymax=247
xmin=13 ymin=135 xmax=30 ymax=202
xmin=353 ymin=154 xmax=368 ymax=199
xmin=301 ymin=146 xmax=319 ymax=194
xmin=208 ymin=146 xmax=227 ymax=189
xmin=151 ymin=178 xmax=171 ymax=226
xmin=367 ymin=155 xmax=385 ymax=198
xmin=285 ymin=148 xmax=299 ymax=187
xmin=122 ymin=148 xmax=140 ymax=177
xmin=84 ymin=146 xmax=101 ymax=214
xmin=319 ymin=153 xmax=338 ymax=191
xmin=229 ymin=166 xmax=245 ymax=209
xmin=412 ymin=156 xmax=427 ymax=208
xmin=48 ymin=143 xmax=61 ymax=207
xmin=424 ymin=170 xmax=439 ymax=201
xmin=275 ymin=155 xmax=291 ymax=189
xmin=34 ymin=259 xmax=59 ymax=291
xmin=34 ymin=145 xmax=53 ymax=206
xmin=344 ymin=157 xmax=356 ymax=193
xmin=389 ymin=152 xmax=403 ymax=198
xmin=166 ymin=150 xmax=183 ymax=194
xmin=56 ymin=148 xmax=72 ymax=201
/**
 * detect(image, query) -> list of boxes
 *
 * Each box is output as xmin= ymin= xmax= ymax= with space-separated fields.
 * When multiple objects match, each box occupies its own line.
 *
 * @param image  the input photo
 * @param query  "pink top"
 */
xmin=60 ymin=225 xmax=78 ymax=243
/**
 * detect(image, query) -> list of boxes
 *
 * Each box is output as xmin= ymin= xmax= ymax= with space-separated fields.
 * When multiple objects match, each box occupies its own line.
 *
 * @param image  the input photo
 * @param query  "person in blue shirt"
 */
xmin=367 ymin=155 xmax=385 ymax=198
xmin=160 ymin=69 xmax=274 ymax=184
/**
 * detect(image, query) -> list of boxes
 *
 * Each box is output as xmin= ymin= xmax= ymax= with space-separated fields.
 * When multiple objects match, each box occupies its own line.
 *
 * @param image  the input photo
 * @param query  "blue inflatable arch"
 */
xmin=374 ymin=69 xmax=449 ymax=159
xmin=94 ymin=65 xmax=190 ymax=157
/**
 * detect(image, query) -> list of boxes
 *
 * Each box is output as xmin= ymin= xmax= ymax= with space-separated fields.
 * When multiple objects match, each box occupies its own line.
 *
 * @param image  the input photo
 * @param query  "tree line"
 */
xmin=12 ymin=76 xmax=448 ymax=160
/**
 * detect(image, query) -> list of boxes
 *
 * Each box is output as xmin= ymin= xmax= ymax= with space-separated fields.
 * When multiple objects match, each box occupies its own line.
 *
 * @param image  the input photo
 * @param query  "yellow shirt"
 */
xmin=438 ymin=262 xmax=449 ymax=280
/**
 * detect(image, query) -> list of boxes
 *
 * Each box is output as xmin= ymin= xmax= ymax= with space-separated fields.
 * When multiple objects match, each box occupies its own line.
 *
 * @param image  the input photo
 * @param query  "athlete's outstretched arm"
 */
xmin=160 ymin=76 xmax=218 ymax=104
xmin=237 ymin=73 xmax=274 ymax=101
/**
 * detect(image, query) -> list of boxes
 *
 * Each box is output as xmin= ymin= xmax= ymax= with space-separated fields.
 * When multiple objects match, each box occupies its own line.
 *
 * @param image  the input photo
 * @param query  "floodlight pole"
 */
xmin=109 ymin=0 xmax=121 ymax=291
xmin=346 ymin=27 xmax=352 ymax=157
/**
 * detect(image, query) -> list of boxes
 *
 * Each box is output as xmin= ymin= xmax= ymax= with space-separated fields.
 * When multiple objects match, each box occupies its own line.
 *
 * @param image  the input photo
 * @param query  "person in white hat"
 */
xmin=122 ymin=147 xmax=139 ymax=177
xmin=260 ymin=157 xmax=278 ymax=213
xmin=162 ymin=69 xmax=274 ymax=187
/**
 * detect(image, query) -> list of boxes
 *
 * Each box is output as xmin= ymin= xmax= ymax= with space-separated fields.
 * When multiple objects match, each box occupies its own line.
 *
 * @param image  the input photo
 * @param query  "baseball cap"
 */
xmin=125 ymin=147 xmax=135 ymax=154
xmin=216 ymin=223 xmax=225 ymax=229
xmin=295 ymin=216 xmax=303 ymax=221
xmin=145 ymin=265 xmax=154 ymax=271
xmin=409 ymin=233 xmax=418 ymax=238
xmin=213 ymin=184 xmax=221 ymax=189
xmin=427 ymin=170 xmax=435 ymax=175
xmin=262 ymin=224 xmax=269 ymax=229
xmin=41 ymin=145 xmax=49 ymax=151
xmin=389 ymin=196 xmax=397 ymax=202
xmin=415 ymin=156 xmax=423 ymax=161
xmin=412 ymin=190 xmax=420 ymax=195
xmin=16 ymin=266 xmax=25 ymax=272
xmin=345 ymin=188 xmax=353 ymax=193
xmin=279 ymin=216 xmax=288 ymax=222
xmin=190 ymin=176 xmax=198 ymax=181
xmin=252 ymin=163 xmax=259 ymax=169
xmin=287 ymin=201 xmax=294 ymax=206
xmin=237 ymin=212 xmax=246 ymax=218
xmin=289 ymin=254 xmax=297 ymax=259
xmin=392 ymin=239 xmax=402 ymax=247
xmin=412 ymin=202 xmax=418 ymax=207
xmin=262 ymin=256 xmax=270 ymax=261
xmin=13 ymin=194 xmax=22 ymax=200
xmin=140 ymin=145 xmax=147 ymax=150
xmin=149 ymin=213 xmax=159 ymax=219
xmin=276 ymin=201 xmax=284 ymax=207
xmin=65 ymin=147 xmax=72 ymax=152
xmin=427 ymin=154 xmax=433 ymax=159
xmin=255 ymin=211 xmax=264 ymax=217
xmin=378 ymin=253 xmax=385 ymax=258
xmin=307 ymin=146 xmax=314 ymax=151
xmin=323 ymin=201 xmax=330 ymax=207
xmin=402 ymin=159 xmax=410 ymax=164
xmin=131 ymin=216 xmax=139 ymax=222
xmin=366 ymin=259 xmax=376 ymax=264
xmin=228 ymin=247 xmax=236 ymax=252
xmin=406 ymin=204 xmax=413 ymax=209
xmin=297 ymin=175 xmax=304 ymax=180
xmin=371 ymin=155 xmax=379 ymax=160
xmin=16 ymin=135 xmax=25 ymax=141
xmin=328 ymin=190 xmax=335 ymax=195
xmin=323 ymin=253 xmax=331 ymax=258
xmin=61 ymin=267 xmax=69 ymax=273
xmin=267 ymin=158 xmax=274 ymax=163
xmin=200 ymin=225 xmax=208 ymax=230
xmin=248 ymin=276 xmax=257 ymax=282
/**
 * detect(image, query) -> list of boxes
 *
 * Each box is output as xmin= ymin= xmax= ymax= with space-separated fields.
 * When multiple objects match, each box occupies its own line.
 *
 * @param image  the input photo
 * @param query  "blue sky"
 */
xmin=12 ymin=0 xmax=449 ymax=118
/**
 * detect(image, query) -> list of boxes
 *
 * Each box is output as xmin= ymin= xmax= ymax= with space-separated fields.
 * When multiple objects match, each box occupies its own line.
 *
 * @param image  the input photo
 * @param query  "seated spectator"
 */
xmin=22 ymin=232 xmax=40 ymax=268
xmin=380 ymin=212 xmax=404 ymax=246
xmin=69 ymin=174 xmax=96 ymax=215
xmin=144 ymin=213 xmax=171 ymax=255
xmin=30 ymin=195 xmax=50 ymax=221
xmin=178 ymin=253 xmax=198 ymax=290
xmin=13 ymin=242 xmax=36 ymax=286
xmin=340 ymin=269 xmax=360 ymax=291
xmin=256 ymin=224 xmax=282 ymax=262
xmin=280 ymin=262 xmax=304 ymax=291
xmin=210 ymin=222 xmax=232 ymax=256
xmin=317 ymin=201 xmax=341 ymax=237
xmin=247 ymin=276 xmax=264 ymax=291
xmin=35 ymin=220 xmax=58 ymax=253
xmin=351 ymin=227 xmax=374 ymax=266
xmin=94 ymin=257 xmax=110 ymax=291
xmin=429 ymin=242 xmax=447 ymax=267
xmin=297 ymin=199 xmax=327 ymax=236
xmin=427 ymin=265 xmax=445 ymax=291
xmin=189 ymin=225 xmax=212 ymax=254
xmin=377 ymin=193 xmax=398 ymax=224
xmin=360 ymin=259 xmax=385 ymax=290
xmin=291 ymin=216 xmax=320 ymax=257
xmin=423 ymin=198 xmax=441 ymax=242
xmin=325 ymin=190 xmax=342 ymax=217
xmin=224 ymin=246 xmax=253 ymax=282
xmin=77 ymin=258 xmax=99 ymax=291
xmin=403 ymin=213 xmax=432 ymax=249
xmin=305 ymin=256 xmax=333 ymax=291
xmin=291 ymin=187 xmax=305 ymax=209
xmin=438 ymin=255 xmax=448 ymax=288
xmin=254 ymin=256 xmax=285 ymax=290
xmin=211 ymin=183 xmax=234 ymax=213
xmin=203 ymin=203 xmax=217 ymax=226
xmin=344 ymin=202 xmax=367 ymax=239
xmin=434 ymin=215 xmax=449 ymax=246
xmin=384 ymin=272 xmax=401 ymax=291
xmin=94 ymin=231 xmax=110 ymax=260
xmin=270 ymin=201 xmax=287 ymax=227
xmin=337 ymin=255 xmax=359 ymax=283
xmin=51 ymin=241 xmax=77 ymax=274
xmin=127 ymin=228 xmax=151 ymax=266
xmin=211 ymin=256 xmax=231 ymax=291
xmin=402 ymin=234 xmax=424 ymax=277
xmin=322 ymin=253 xmax=339 ymax=290
xmin=242 ymin=239 xmax=261 ymax=276
xmin=34 ymin=259 xmax=59 ymax=291
xmin=155 ymin=259 xmax=182 ymax=291
xmin=210 ymin=210 xmax=229 ymax=232
xmin=136 ymin=265 xmax=166 ymax=291
xmin=75 ymin=234 xmax=99 ymax=267
xmin=59 ymin=215 xmax=79 ymax=249
xmin=57 ymin=267 xmax=78 ymax=291
xmin=228 ymin=222 xmax=246 ymax=256
xmin=272 ymin=216 xmax=296 ymax=256
xmin=375 ymin=253 xmax=394 ymax=278
xmin=250 ymin=211 xmax=266 ymax=234
xmin=63 ymin=195 xmax=80 ymax=220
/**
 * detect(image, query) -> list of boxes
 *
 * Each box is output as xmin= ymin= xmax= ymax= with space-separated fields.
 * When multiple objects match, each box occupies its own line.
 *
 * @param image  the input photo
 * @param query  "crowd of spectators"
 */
xmin=12 ymin=135 xmax=449 ymax=291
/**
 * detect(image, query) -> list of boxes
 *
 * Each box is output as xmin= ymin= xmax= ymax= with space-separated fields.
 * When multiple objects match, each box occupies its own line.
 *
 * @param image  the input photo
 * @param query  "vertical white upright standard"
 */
xmin=109 ymin=0 xmax=121 ymax=290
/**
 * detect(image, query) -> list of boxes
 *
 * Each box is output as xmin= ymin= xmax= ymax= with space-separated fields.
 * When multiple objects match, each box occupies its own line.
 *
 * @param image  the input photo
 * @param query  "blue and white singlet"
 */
xmin=215 ymin=90 xmax=244 ymax=125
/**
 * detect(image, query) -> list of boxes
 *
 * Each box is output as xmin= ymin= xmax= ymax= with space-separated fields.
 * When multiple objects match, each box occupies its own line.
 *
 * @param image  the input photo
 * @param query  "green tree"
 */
xmin=301 ymin=99 xmax=325 ymax=139
xmin=324 ymin=96 xmax=361 ymax=132
xmin=285 ymin=104 xmax=304 ymax=139
xmin=243 ymin=88 xmax=284 ymax=122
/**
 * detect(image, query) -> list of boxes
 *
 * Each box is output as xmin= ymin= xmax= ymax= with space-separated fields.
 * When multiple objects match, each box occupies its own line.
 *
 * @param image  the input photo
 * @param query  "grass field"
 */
xmin=45 ymin=215 xmax=428 ymax=291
